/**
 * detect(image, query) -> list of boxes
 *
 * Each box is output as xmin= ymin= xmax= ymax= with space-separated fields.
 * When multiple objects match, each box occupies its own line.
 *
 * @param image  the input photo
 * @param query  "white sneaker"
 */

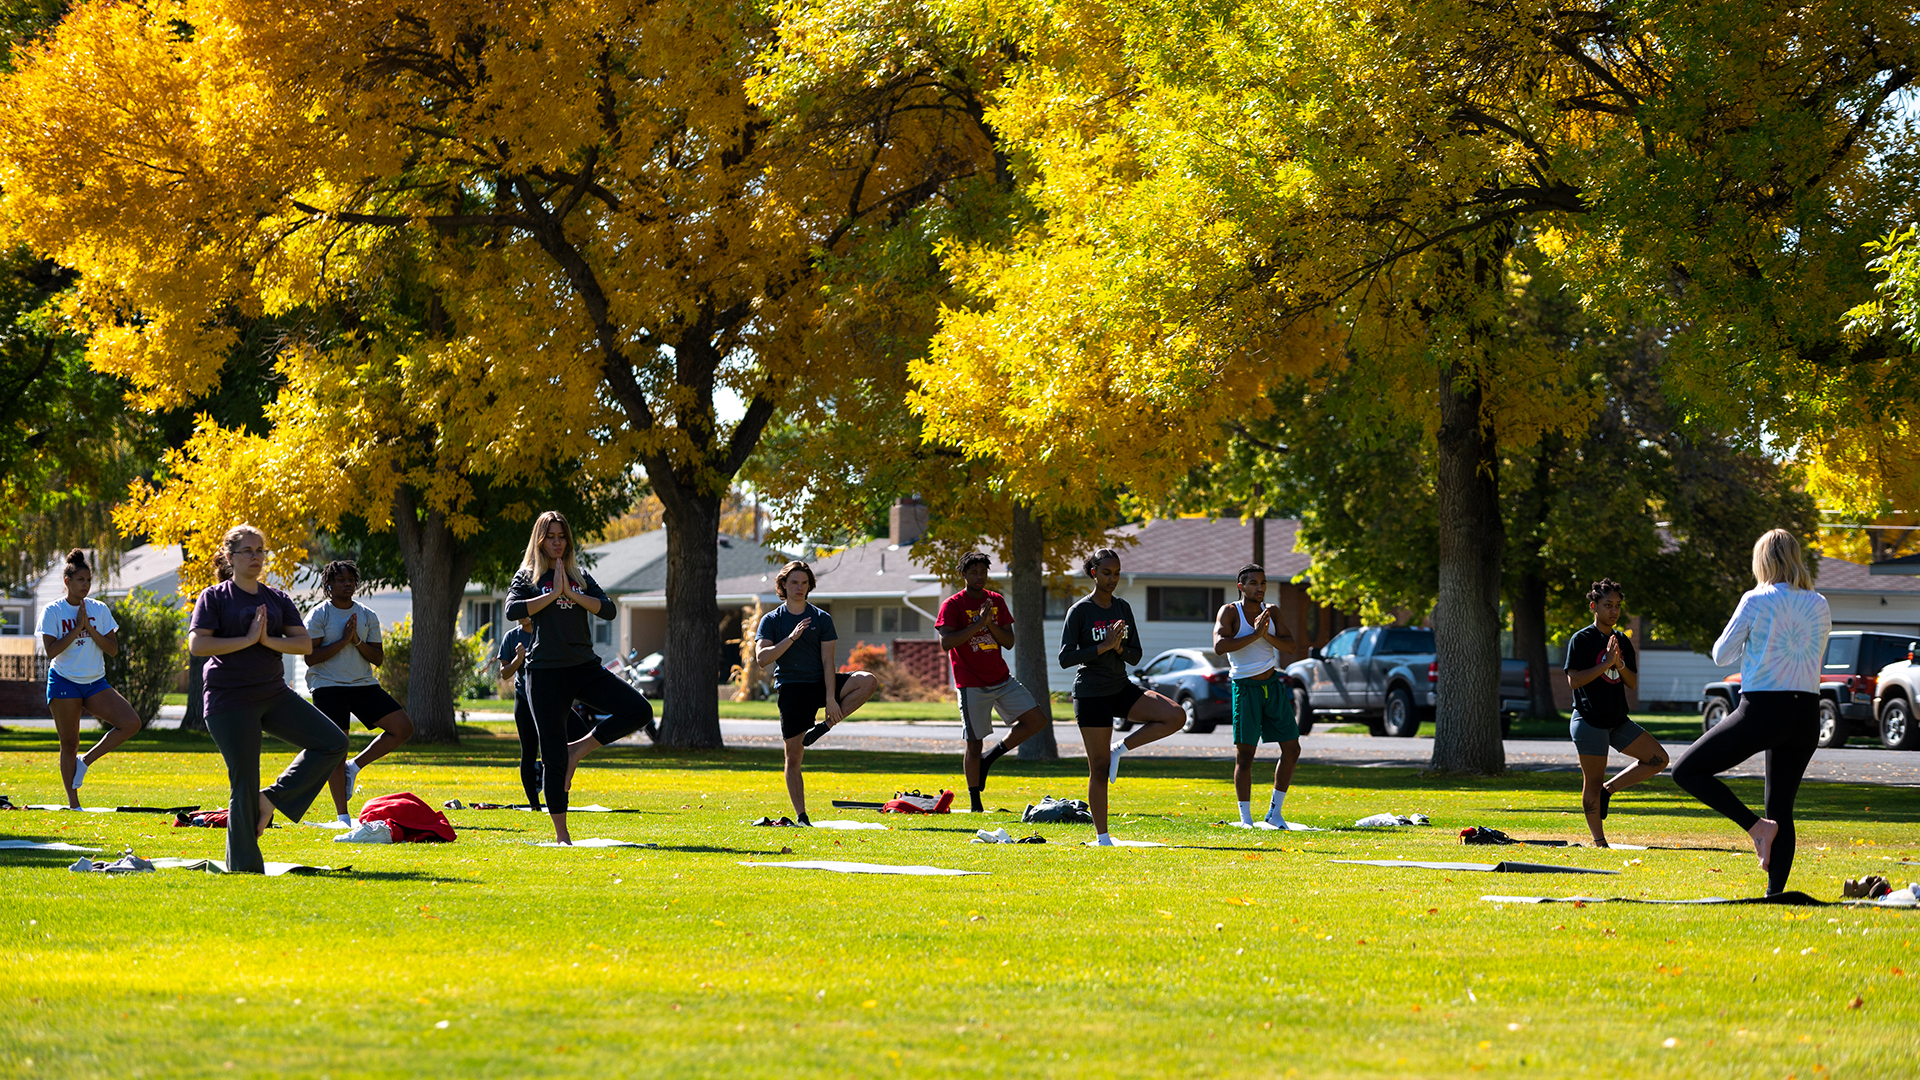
xmin=1094 ymin=834 xmax=1116 ymax=846
xmin=70 ymin=757 xmax=88 ymax=790
xmin=972 ymin=827 xmax=1013 ymax=844
xmin=343 ymin=760 xmax=362 ymax=799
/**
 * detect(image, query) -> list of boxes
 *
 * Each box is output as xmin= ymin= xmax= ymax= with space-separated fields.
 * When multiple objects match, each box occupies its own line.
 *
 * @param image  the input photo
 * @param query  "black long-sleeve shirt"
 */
xmin=1058 ymin=594 xmax=1143 ymax=697
xmin=504 ymin=566 xmax=615 ymax=669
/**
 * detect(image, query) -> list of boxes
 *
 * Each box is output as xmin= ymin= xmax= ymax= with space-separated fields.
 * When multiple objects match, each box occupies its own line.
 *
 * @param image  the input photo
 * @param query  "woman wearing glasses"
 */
xmin=188 ymin=524 xmax=348 ymax=873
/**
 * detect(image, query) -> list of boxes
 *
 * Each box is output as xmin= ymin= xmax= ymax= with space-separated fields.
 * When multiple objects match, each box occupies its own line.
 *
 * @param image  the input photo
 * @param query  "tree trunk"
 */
xmin=183 ymin=657 xmax=206 ymax=732
xmin=1511 ymin=444 xmax=1559 ymax=720
xmin=1429 ymin=364 xmax=1506 ymax=774
xmin=394 ymin=487 xmax=475 ymax=745
xmin=656 ymin=486 xmax=725 ymax=749
xmin=1511 ymin=565 xmax=1556 ymax=720
xmin=1008 ymin=500 xmax=1058 ymax=761
xmin=1253 ymin=515 xmax=1266 ymax=569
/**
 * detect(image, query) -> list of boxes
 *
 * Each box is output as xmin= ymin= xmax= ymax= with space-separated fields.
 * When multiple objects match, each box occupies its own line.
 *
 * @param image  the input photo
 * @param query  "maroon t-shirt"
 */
xmin=191 ymin=580 xmax=302 ymax=716
xmin=937 ymin=589 xmax=1014 ymax=688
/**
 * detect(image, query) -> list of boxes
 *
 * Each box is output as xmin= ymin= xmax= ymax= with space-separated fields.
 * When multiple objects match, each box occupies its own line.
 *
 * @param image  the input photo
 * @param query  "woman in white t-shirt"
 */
xmin=38 ymin=549 xmax=144 ymax=808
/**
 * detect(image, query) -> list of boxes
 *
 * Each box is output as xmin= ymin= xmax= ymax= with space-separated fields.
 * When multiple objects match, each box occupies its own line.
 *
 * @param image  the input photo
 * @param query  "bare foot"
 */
xmin=256 ymin=792 xmax=277 ymax=838
xmin=564 ymin=738 xmax=597 ymax=792
xmin=1749 ymin=818 xmax=1779 ymax=870
xmin=551 ymin=813 xmax=571 ymax=846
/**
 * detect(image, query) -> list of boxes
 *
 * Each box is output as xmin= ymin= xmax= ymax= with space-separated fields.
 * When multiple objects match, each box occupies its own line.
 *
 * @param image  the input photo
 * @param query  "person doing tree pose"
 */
xmin=305 ymin=560 xmax=414 ymax=823
xmin=188 ymin=525 xmax=349 ymax=873
xmin=937 ymin=552 xmax=1053 ymax=813
xmin=1563 ymin=578 xmax=1668 ymax=847
xmin=1672 ymin=530 xmax=1831 ymax=894
xmin=504 ymin=511 xmax=654 ymax=844
xmin=38 ymin=550 xmax=144 ymax=809
xmin=1060 ymin=548 xmax=1185 ymax=845
xmin=756 ymin=560 xmax=878 ymax=825
xmin=1213 ymin=564 xmax=1304 ymax=828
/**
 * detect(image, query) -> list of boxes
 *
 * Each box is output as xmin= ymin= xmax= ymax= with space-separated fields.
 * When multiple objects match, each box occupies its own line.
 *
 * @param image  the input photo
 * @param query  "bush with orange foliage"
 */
xmin=841 ymin=641 xmax=948 ymax=702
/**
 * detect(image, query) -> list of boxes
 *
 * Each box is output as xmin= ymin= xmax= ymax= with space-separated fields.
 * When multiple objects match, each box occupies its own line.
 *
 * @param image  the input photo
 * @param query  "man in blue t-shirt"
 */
xmin=755 ymin=560 xmax=878 ymax=824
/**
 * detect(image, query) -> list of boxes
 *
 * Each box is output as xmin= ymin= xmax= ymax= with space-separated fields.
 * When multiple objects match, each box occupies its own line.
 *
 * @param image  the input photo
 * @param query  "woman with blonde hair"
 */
xmin=1672 ymin=529 xmax=1830 ymax=895
xmin=188 ymin=525 xmax=349 ymax=872
xmin=504 ymin=510 xmax=654 ymax=844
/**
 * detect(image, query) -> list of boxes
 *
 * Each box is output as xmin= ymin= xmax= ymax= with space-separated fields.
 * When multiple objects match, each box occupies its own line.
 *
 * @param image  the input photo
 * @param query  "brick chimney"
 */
xmin=889 ymin=496 xmax=928 ymax=546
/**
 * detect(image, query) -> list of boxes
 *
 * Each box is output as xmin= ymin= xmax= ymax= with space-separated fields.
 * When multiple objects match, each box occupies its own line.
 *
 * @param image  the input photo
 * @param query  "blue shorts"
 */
xmin=1569 ymin=716 xmax=1647 ymax=757
xmin=47 ymin=670 xmax=112 ymax=700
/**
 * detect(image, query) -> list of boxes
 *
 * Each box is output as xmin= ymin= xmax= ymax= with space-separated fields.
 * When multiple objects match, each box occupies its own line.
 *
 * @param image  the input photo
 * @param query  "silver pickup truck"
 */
xmin=1285 ymin=625 xmax=1532 ymax=737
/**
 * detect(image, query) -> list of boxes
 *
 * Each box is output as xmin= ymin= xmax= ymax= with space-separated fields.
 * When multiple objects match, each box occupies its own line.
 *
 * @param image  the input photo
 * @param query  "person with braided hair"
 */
xmin=305 ymin=560 xmax=414 ymax=823
xmin=1563 ymin=578 xmax=1667 ymax=847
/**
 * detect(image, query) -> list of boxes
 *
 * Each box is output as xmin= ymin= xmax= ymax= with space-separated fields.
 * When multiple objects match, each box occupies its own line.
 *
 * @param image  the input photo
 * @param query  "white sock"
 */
xmin=1108 ymin=741 xmax=1129 ymax=782
xmin=1238 ymin=800 xmax=1253 ymax=825
xmin=1095 ymin=832 xmax=1113 ymax=846
xmin=337 ymin=814 xmax=352 ymax=824
xmin=1268 ymin=789 xmax=1288 ymax=816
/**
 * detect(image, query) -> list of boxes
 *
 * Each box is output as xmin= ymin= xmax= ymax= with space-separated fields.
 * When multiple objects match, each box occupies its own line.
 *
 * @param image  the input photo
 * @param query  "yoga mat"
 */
xmin=1086 ymin=839 xmax=1167 ymax=848
xmin=1221 ymin=820 xmax=1325 ymax=832
xmin=0 ymin=839 xmax=102 ymax=852
xmin=810 ymin=820 xmax=888 ymax=831
xmin=533 ymin=838 xmax=656 ymax=848
xmin=146 ymin=858 xmax=350 ymax=876
xmin=1476 ymin=892 xmax=1892 ymax=907
xmin=831 ymin=800 xmax=887 ymax=810
xmin=1334 ymin=859 xmax=1618 ymax=875
xmin=742 ymin=860 xmax=986 ymax=876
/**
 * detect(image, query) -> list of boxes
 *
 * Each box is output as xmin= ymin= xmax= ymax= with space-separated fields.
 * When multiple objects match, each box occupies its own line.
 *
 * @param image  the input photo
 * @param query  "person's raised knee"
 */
xmin=387 ymin=713 xmax=415 ymax=742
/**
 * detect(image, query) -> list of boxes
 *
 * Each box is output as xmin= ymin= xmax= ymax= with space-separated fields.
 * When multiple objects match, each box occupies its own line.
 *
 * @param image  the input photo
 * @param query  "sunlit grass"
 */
xmin=2 ymin=727 xmax=1915 ymax=1078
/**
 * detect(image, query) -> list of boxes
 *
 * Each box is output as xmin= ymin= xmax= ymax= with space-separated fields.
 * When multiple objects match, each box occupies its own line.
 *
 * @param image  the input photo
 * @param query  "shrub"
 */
xmin=840 ymin=641 xmax=947 ymax=702
xmin=376 ymin=616 xmax=493 ymax=705
xmin=103 ymin=588 xmax=187 ymax=725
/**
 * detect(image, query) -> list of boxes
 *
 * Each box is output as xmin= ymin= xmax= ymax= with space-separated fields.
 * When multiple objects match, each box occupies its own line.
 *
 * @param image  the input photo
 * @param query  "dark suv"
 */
xmin=1700 ymin=630 xmax=1916 ymax=748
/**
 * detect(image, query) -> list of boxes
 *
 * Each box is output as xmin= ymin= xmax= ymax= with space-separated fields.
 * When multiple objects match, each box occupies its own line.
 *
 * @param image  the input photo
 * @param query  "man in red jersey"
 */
xmin=937 ymin=552 xmax=1053 ymax=813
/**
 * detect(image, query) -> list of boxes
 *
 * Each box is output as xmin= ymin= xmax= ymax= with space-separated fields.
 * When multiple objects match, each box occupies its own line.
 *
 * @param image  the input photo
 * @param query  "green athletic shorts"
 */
xmin=1231 ymin=673 xmax=1298 ymax=745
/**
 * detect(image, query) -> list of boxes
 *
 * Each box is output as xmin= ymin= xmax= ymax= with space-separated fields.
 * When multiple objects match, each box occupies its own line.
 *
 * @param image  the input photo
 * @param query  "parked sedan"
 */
xmin=1125 ymin=649 xmax=1307 ymax=735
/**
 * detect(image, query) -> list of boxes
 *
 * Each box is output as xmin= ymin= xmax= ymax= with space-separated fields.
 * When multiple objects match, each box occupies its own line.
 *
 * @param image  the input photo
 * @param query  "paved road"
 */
xmin=8 ymin=709 xmax=1918 ymax=787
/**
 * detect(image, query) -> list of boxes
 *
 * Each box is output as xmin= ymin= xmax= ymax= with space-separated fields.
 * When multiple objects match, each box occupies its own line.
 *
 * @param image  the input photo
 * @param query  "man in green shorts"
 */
xmin=1213 ymin=564 xmax=1302 ymax=827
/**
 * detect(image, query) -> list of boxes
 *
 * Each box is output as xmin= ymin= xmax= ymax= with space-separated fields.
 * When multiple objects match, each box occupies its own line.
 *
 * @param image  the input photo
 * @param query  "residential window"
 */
xmin=595 ymin=618 xmax=611 ymax=646
xmin=1045 ymin=589 xmax=1071 ymax=620
xmin=0 ymin=607 xmax=22 ymax=635
xmin=855 ymin=606 xmax=920 ymax=634
xmin=1146 ymin=586 xmax=1224 ymax=622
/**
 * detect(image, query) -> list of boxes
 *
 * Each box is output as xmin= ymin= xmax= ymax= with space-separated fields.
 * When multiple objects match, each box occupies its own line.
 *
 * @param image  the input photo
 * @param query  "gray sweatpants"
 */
xmin=206 ymin=690 xmax=350 ymax=874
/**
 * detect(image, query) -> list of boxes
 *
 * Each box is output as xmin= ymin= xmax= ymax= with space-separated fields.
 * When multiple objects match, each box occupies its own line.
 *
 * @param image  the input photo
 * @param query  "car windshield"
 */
xmin=1377 ymin=628 xmax=1435 ymax=655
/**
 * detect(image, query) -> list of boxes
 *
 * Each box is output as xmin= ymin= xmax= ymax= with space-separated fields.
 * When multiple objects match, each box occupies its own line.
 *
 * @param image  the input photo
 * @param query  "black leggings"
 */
xmin=524 ymin=662 xmax=653 ymax=815
xmin=1671 ymin=690 xmax=1817 ymax=895
xmin=512 ymin=688 xmax=591 ymax=809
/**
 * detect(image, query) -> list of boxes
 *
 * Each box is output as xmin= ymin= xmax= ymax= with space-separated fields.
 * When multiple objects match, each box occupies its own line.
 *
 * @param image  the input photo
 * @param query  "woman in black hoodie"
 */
xmin=504 ymin=511 xmax=654 ymax=844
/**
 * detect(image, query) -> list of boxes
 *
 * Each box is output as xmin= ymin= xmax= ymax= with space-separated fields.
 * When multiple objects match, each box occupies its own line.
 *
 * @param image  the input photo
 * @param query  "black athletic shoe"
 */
xmin=802 ymin=721 xmax=833 ymax=746
xmin=797 ymin=813 xmax=813 ymax=827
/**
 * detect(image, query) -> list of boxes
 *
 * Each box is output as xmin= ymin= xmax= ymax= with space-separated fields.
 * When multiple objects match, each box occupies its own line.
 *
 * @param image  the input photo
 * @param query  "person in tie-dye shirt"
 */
xmin=1672 ymin=529 xmax=1831 ymax=896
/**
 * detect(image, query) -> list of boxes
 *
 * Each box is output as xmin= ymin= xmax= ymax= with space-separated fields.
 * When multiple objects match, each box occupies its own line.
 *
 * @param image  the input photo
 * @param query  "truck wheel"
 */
xmin=1881 ymin=697 xmax=1920 ymax=751
xmin=1816 ymin=697 xmax=1846 ymax=749
xmin=1382 ymin=687 xmax=1420 ymax=737
xmin=1293 ymin=686 xmax=1314 ymax=736
xmin=1701 ymin=696 xmax=1728 ymax=732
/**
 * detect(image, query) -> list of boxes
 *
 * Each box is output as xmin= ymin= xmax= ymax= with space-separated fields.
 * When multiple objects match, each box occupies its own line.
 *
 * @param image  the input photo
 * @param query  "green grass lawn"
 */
xmin=4 ymin=726 xmax=1914 ymax=1079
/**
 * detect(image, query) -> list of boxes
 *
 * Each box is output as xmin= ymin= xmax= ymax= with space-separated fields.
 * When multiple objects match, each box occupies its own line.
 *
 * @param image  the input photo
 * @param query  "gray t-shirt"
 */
xmin=305 ymin=601 xmax=383 ymax=690
xmin=756 ymin=603 xmax=837 ymax=687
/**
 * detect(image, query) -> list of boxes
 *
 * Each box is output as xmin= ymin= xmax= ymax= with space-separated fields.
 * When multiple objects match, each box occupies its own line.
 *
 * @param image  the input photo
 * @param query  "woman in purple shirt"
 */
xmin=188 ymin=524 xmax=348 ymax=873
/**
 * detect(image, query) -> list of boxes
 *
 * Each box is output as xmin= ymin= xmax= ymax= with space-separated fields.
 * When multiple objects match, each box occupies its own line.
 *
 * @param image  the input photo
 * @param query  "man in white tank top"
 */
xmin=1214 ymin=564 xmax=1304 ymax=827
